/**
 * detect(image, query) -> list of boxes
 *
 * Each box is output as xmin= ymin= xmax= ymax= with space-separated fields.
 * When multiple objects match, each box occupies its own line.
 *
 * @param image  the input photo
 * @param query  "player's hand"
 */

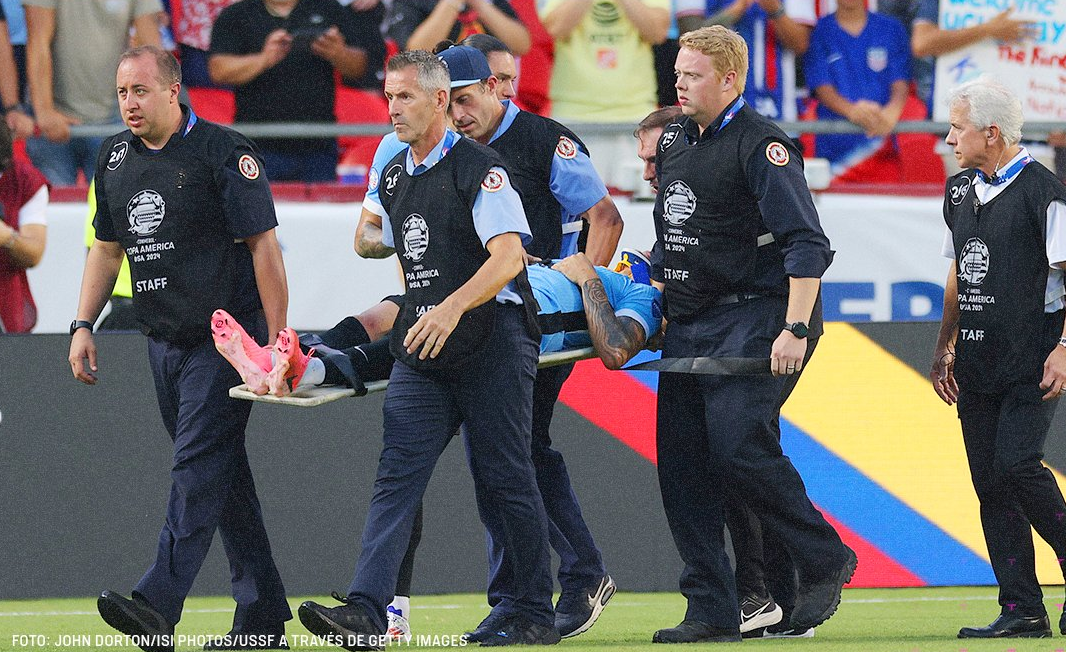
xmin=985 ymin=9 xmax=1036 ymax=43
xmin=6 ymin=109 xmax=34 ymax=140
xmin=404 ymin=300 xmax=463 ymax=360
xmin=311 ymin=26 xmax=346 ymax=62
xmin=1040 ymin=344 xmax=1066 ymax=401
xmin=523 ymin=251 xmax=542 ymax=266
xmin=262 ymin=29 xmax=293 ymax=68
xmin=930 ymin=345 xmax=958 ymax=405
xmin=36 ymin=107 xmax=79 ymax=143
xmin=770 ymin=330 xmax=805 ymax=377
xmin=68 ymin=330 xmax=99 ymax=385
xmin=552 ymin=252 xmax=598 ymax=285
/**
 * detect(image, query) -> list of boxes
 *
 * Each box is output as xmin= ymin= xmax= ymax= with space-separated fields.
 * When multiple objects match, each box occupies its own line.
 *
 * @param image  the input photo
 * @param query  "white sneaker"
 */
xmin=386 ymin=604 xmax=411 ymax=642
xmin=762 ymin=626 xmax=816 ymax=638
xmin=739 ymin=594 xmax=783 ymax=634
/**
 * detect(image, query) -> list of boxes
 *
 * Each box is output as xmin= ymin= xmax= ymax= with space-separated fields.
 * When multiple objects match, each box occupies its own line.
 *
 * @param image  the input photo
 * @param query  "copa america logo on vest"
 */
xmin=662 ymin=180 xmax=696 ymax=227
xmin=958 ymin=237 xmax=989 ymax=285
xmin=402 ymin=214 xmax=430 ymax=261
xmin=127 ymin=190 xmax=166 ymax=236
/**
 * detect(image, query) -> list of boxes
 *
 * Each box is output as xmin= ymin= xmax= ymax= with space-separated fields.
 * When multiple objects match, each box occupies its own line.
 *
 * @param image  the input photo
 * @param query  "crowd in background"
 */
xmin=0 ymin=0 xmax=1061 ymax=334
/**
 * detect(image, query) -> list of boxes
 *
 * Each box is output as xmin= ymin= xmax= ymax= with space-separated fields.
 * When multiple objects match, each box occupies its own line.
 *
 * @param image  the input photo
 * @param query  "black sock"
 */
xmin=346 ymin=338 xmax=395 ymax=382
xmin=318 ymin=316 xmax=371 ymax=349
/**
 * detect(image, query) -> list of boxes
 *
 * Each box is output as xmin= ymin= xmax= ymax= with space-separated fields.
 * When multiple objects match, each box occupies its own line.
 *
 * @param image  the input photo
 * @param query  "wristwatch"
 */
xmin=70 ymin=319 xmax=94 ymax=336
xmin=783 ymin=321 xmax=809 ymax=338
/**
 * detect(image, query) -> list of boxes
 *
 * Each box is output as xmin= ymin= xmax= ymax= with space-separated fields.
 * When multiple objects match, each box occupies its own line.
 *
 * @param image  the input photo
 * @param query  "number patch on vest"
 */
xmin=107 ymin=142 xmax=128 ymax=171
xmin=765 ymin=142 xmax=790 ymax=167
xmin=949 ymin=176 xmax=971 ymax=206
xmin=238 ymin=154 xmax=260 ymax=180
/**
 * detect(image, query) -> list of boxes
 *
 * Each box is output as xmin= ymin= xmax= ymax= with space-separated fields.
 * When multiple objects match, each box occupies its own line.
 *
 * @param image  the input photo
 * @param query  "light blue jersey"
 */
xmin=528 ymin=263 xmax=663 ymax=354
xmin=362 ymin=132 xmax=408 ymax=218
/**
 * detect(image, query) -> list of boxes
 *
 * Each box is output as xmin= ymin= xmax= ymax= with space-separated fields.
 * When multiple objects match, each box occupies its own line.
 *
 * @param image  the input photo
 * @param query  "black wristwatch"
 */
xmin=783 ymin=321 xmax=809 ymax=339
xmin=70 ymin=319 xmax=94 ymax=336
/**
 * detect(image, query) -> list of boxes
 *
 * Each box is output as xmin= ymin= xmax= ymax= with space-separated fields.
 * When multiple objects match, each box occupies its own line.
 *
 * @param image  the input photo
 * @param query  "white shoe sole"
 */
xmin=763 ymin=627 xmax=815 ymax=639
xmin=740 ymin=603 xmax=783 ymax=634
xmin=560 ymin=576 xmax=617 ymax=639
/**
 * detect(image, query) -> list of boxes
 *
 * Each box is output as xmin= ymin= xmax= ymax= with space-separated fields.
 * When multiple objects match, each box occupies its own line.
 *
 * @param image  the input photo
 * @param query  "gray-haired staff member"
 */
xmin=932 ymin=76 xmax=1066 ymax=640
xmin=68 ymin=46 xmax=291 ymax=652
xmin=298 ymin=50 xmax=558 ymax=649
xmin=649 ymin=26 xmax=854 ymax=644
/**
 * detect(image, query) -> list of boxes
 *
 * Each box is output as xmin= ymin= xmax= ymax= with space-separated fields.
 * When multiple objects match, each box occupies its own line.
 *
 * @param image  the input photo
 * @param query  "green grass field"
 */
xmin=4 ymin=588 xmax=1066 ymax=652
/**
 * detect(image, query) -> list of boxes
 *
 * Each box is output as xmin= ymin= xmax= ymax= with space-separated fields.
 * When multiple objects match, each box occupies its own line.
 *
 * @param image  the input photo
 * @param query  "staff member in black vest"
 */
xmin=67 ymin=46 xmax=291 ymax=651
xmin=649 ymin=26 xmax=855 ymax=644
xmin=298 ymin=50 xmax=559 ymax=648
xmin=435 ymin=41 xmax=623 ymax=640
xmin=932 ymin=76 xmax=1066 ymax=640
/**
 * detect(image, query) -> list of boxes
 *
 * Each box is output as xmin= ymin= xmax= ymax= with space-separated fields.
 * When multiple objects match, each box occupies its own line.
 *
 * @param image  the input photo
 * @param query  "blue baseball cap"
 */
xmin=437 ymin=45 xmax=492 ymax=89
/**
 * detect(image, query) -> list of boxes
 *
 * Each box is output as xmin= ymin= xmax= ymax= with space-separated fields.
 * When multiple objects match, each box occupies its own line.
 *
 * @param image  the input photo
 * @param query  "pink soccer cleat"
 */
xmin=266 ymin=327 xmax=313 ymax=397
xmin=211 ymin=309 xmax=272 ymax=395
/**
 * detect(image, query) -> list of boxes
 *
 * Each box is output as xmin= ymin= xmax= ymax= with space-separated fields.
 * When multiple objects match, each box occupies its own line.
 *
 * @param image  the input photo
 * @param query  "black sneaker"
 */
xmin=790 ymin=545 xmax=857 ymax=631
xmin=463 ymin=611 xmax=508 ymax=643
xmin=1060 ymin=607 xmax=1066 ymax=635
xmin=298 ymin=598 xmax=382 ymax=651
xmin=555 ymin=575 xmax=617 ymax=639
xmin=477 ymin=615 xmax=561 ymax=646
xmin=203 ymin=630 xmax=290 ymax=650
xmin=652 ymin=620 xmax=741 ymax=643
xmin=738 ymin=593 xmax=782 ymax=635
xmin=97 ymin=590 xmax=174 ymax=652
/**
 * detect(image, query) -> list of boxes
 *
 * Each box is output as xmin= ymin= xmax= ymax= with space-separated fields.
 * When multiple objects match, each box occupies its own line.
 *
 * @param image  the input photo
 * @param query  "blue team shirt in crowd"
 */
xmin=488 ymin=100 xmax=608 ymax=257
xmin=805 ymin=11 xmax=910 ymax=172
xmin=528 ymin=263 xmax=663 ymax=354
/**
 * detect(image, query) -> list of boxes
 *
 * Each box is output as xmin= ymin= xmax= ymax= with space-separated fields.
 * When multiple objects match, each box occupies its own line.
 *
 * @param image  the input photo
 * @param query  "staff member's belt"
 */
xmin=713 ymin=292 xmax=765 ymax=306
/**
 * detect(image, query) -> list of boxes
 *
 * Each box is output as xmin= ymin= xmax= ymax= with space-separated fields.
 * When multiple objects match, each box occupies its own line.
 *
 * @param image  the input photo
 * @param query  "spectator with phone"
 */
xmin=209 ymin=0 xmax=385 ymax=182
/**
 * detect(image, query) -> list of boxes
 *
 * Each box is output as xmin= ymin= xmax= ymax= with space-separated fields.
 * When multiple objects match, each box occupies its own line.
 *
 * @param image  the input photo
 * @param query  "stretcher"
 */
xmin=228 ymin=347 xmax=596 ymax=407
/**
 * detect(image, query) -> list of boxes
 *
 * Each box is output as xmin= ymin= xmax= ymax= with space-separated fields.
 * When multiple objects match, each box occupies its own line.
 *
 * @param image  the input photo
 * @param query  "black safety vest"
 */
xmin=94 ymin=122 xmax=261 ymax=345
xmin=380 ymin=138 xmax=506 ymax=370
xmin=654 ymin=106 xmax=798 ymax=321
xmin=945 ymin=163 xmax=1066 ymax=391
xmin=490 ymin=111 xmax=587 ymax=260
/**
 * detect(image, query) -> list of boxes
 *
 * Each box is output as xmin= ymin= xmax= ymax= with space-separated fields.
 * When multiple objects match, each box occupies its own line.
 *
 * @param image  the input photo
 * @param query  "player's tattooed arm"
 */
xmin=581 ymin=277 xmax=646 ymax=370
xmin=355 ymin=207 xmax=395 ymax=259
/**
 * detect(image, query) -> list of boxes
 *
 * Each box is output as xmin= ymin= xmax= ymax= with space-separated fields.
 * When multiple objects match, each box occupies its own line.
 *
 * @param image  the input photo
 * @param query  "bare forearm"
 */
xmin=582 ymin=198 xmax=623 ymax=267
xmin=444 ymin=235 xmax=524 ymax=313
xmin=617 ymin=0 xmax=669 ymax=43
xmin=247 ymin=230 xmax=289 ymax=341
xmin=131 ymin=13 xmax=163 ymax=48
xmin=77 ymin=242 xmax=124 ymax=322
xmin=770 ymin=16 xmax=811 ymax=54
xmin=814 ymin=85 xmax=858 ymax=121
xmin=355 ymin=211 xmax=396 ymax=258
xmin=785 ymin=276 xmax=819 ymax=325
xmin=473 ymin=2 xmax=532 ymax=54
xmin=331 ymin=46 xmax=368 ymax=82
xmin=581 ymin=277 xmax=645 ymax=369
xmin=26 ymin=38 xmax=55 ymax=114
xmin=209 ymin=54 xmax=270 ymax=86
xmin=406 ymin=1 xmax=463 ymax=51
xmin=542 ymin=0 xmax=593 ymax=41
xmin=2 ymin=224 xmax=45 ymax=267
xmin=937 ymin=261 xmax=959 ymax=349
xmin=0 ymin=27 xmax=21 ymax=109
xmin=912 ymin=22 xmax=985 ymax=57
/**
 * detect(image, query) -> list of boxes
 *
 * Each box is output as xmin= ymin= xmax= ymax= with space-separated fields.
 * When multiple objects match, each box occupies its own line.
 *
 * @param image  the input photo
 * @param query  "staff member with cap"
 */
xmin=298 ymin=49 xmax=559 ymax=649
xmin=932 ymin=76 xmax=1066 ymax=640
xmin=648 ymin=26 xmax=854 ymax=644
xmin=68 ymin=45 xmax=291 ymax=651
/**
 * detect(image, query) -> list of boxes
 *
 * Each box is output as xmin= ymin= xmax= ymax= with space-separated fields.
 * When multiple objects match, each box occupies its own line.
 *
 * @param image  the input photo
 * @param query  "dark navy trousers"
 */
xmin=727 ymin=337 xmax=818 ymax=614
xmin=347 ymin=306 xmax=554 ymax=631
xmin=656 ymin=297 xmax=845 ymax=629
xmin=136 ymin=317 xmax=291 ymax=631
xmin=958 ymin=383 xmax=1066 ymax=616
xmin=487 ymin=362 xmax=607 ymax=607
